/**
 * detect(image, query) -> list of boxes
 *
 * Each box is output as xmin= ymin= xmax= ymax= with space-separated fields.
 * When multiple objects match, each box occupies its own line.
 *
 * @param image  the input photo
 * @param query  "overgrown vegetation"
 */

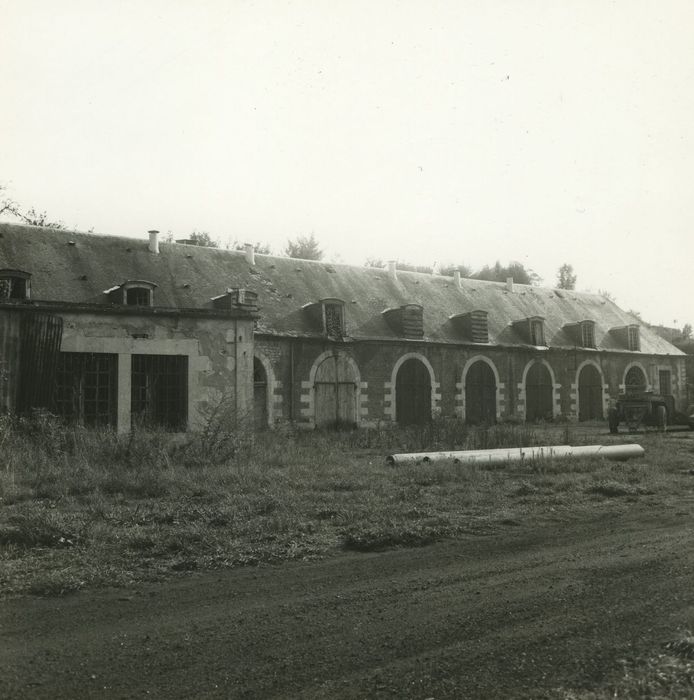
xmin=557 ymin=630 xmax=694 ymax=699
xmin=1 ymin=412 xmax=693 ymax=597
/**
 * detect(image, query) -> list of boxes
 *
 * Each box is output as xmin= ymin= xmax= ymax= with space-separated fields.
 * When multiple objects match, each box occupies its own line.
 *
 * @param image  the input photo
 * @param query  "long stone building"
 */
xmin=0 ymin=223 xmax=687 ymax=432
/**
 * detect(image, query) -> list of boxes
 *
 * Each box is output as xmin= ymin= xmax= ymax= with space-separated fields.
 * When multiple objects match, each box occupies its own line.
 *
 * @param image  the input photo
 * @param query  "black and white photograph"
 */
xmin=1 ymin=1 xmax=693 ymax=697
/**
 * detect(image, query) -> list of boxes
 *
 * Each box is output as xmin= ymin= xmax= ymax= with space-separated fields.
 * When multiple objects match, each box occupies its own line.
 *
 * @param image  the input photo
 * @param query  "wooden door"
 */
xmin=525 ymin=362 xmax=553 ymax=421
xmin=578 ymin=364 xmax=603 ymax=421
xmin=314 ymin=354 xmax=357 ymax=428
xmin=465 ymin=360 xmax=497 ymax=425
xmin=395 ymin=358 xmax=431 ymax=425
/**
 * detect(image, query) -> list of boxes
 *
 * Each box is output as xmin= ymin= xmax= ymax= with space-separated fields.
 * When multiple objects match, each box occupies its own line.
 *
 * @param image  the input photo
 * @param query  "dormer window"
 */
xmin=382 ymin=304 xmax=424 ymax=339
xmin=324 ymin=301 xmax=344 ymax=338
xmin=530 ymin=318 xmax=545 ymax=346
xmin=211 ymin=288 xmax=259 ymax=312
xmin=609 ymin=324 xmax=641 ymax=351
xmin=301 ymin=298 xmax=346 ymax=338
xmin=513 ymin=316 xmax=546 ymax=346
xmin=105 ymin=280 xmax=157 ymax=307
xmin=450 ymin=310 xmax=489 ymax=343
xmin=126 ymin=287 xmax=151 ymax=306
xmin=0 ymin=269 xmax=31 ymax=300
xmin=581 ymin=321 xmax=596 ymax=348
xmin=564 ymin=320 xmax=596 ymax=348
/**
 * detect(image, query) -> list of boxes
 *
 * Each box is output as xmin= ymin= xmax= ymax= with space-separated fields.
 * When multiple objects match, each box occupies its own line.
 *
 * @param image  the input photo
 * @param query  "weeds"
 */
xmin=0 ymin=413 xmax=691 ymax=596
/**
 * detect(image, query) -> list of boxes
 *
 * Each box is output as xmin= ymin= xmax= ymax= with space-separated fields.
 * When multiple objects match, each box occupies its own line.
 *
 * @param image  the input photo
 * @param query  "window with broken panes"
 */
xmin=54 ymin=352 xmax=117 ymax=427
xmin=131 ymin=354 xmax=187 ymax=430
xmin=324 ymin=303 xmax=344 ymax=338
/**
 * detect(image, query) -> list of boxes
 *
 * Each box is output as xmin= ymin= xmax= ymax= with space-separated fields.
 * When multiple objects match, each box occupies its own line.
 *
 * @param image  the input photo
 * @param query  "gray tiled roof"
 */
xmin=0 ymin=222 xmax=683 ymax=355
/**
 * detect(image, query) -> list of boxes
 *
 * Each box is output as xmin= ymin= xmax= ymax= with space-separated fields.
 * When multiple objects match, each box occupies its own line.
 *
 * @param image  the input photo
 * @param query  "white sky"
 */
xmin=2 ymin=0 xmax=693 ymax=328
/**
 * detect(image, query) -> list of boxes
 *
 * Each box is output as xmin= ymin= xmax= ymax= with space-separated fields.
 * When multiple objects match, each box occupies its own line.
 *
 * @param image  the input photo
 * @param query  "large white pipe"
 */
xmin=386 ymin=444 xmax=645 ymax=466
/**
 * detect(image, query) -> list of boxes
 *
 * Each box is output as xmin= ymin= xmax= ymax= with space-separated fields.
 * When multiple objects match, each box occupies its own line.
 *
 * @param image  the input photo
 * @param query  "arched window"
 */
xmin=395 ymin=358 xmax=432 ymax=425
xmin=625 ymin=366 xmax=647 ymax=394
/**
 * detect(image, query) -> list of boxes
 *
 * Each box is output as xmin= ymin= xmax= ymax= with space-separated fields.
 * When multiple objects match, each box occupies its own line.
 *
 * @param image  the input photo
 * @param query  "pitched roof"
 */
xmin=0 ymin=222 xmax=683 ymax=355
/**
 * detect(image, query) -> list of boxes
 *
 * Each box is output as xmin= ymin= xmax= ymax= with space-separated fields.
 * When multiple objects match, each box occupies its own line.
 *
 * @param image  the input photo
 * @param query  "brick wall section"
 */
xmin=255 ymin=336 xmax=688 ymax=425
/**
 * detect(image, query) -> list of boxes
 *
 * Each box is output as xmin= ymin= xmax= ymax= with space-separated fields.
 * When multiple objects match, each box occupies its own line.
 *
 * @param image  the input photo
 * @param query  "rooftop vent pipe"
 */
xmin=506 ymin=276 xmax=514 ymax=293
xmin=148 ymin=230 xmax=160 ymax=255
xmin=453 ymin=270 xmax=462 ymax=287
xmin=387 ymin=260 xmax=397 ymax=281
xmin=244 ymin=243 xmax=255 ymax=266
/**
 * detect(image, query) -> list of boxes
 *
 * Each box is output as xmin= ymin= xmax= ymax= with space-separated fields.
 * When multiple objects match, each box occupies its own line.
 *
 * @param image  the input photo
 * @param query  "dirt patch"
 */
xmin=2 ymin=502 xmax=694 ymax=699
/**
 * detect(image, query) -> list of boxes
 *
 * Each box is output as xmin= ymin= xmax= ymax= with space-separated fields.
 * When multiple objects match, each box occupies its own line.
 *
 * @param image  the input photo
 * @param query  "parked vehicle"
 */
xmin=608 ymin=392 xmax=694 ymax=433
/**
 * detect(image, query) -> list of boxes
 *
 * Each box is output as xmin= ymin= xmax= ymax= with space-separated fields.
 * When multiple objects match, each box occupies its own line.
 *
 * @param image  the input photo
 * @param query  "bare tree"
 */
xmin=0 ymin=185 xmax=66 ymax=229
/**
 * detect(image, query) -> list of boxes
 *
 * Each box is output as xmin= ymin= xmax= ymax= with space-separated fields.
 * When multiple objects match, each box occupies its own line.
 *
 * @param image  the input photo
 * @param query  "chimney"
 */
xmin=244 ymin=242 xmax=255 ymax=266
xmin=148 ymin=230 xmax=160 ymax=255
xmin=506 ymin=276 xmax=514 ymax=293
xmin=387 ymin=260 xmax=397 ymax=281
xmin=453 ymin=270 xmax=461 ymax=287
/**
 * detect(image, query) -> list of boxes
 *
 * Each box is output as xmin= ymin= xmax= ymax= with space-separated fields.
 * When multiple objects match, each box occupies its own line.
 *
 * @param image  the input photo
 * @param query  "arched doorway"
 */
xmin=625 ymin=366 xmax=647 ymax=394
xmin=525 ymin=362 xmax=553 ymax=421
xmin=253 ymin=357 xmax=268 ymax=429
xmin=465 ymin=360 xmax=497 ymax=425
xmin=396 ymin=358 xmax=432 ymax=425
xmin=314 ymin=354 xmax=358 ymax=428
xmin=578 ymin=364 xmax=603 ymax=421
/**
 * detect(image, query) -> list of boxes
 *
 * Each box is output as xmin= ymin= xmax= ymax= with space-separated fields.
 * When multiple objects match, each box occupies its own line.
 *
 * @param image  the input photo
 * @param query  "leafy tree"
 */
xmin=285 ymin=233 xmax=323 ymax=260
xmin=188 ymin=230 xmax=218 ymax=248
xmin=682 ymin=323 xmax=692 ymax=340
xmin=471 ymin=260 xmax=540 ymax=286
xmin=557 ymin=263 xmax=577 ymax=290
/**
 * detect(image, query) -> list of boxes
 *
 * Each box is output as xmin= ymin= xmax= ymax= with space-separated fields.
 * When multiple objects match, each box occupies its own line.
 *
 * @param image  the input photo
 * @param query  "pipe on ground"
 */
xmin=386 ymin=444 xmax=645 ymax=466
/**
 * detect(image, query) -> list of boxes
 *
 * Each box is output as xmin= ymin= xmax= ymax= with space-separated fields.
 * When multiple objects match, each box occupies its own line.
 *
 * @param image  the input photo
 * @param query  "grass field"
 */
xmin=3 ymin=414 xmax=694 ymax=698
xmin=2 ymin=412 xmax=693 ymax=599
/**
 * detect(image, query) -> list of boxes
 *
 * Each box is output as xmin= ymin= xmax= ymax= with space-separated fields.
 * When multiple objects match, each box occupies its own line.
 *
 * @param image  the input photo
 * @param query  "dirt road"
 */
xmin=2 ymin=504 xmax=694 ymax=699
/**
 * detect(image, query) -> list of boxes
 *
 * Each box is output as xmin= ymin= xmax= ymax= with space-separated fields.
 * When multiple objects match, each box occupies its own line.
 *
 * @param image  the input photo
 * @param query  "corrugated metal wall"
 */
xmin=0 ymin=309 xmax=22 ymax=412
xmin=14 ymin=311 xmax=63 ymax=414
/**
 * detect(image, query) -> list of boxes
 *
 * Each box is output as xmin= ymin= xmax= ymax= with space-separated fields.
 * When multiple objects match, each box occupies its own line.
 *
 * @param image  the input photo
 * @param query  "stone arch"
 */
xmin=460 ymin=355 xmax=501 ymax=424
xmin=253 ymin=351 xmax=277 ymax=428
xmin=622 ymin=362 xmax=649 ymax=394
xmin=575 ymin=359 xmax=605 ymax=421
xmin=387 ymin=352 xmax=439 ymax=425
xmin=302 ymin=350 xmax=363 ymax=428
xmin=520 ymin=359 xmax=560 ymax=421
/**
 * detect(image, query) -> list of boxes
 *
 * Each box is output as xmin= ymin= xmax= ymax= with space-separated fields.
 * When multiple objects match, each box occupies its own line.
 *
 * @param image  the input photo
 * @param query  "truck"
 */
xmin=608 ymin=391 xmax=694 ymax=433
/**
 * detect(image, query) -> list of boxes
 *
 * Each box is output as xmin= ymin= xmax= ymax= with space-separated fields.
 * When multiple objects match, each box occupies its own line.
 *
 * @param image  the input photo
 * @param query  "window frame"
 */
xmin=0 ymin=269 xmax=31 ymax=301
xmin=321 ymin=299 xmax=345 ymax=338
xmin=530 ymin=318 xmax=546 ymax=346
xmin=627 ymin=325 xmax=640 ymax=351
xmin=580 ymin=321 xmax=596 ymax=348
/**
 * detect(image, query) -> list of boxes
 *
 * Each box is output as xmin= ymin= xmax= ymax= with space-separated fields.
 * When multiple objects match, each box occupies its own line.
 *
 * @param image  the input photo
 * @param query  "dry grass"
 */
xmin=557 ymin=630 xmax=694 ymax=699
xmin=1 ymin=412 xmax=693 ymax=597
